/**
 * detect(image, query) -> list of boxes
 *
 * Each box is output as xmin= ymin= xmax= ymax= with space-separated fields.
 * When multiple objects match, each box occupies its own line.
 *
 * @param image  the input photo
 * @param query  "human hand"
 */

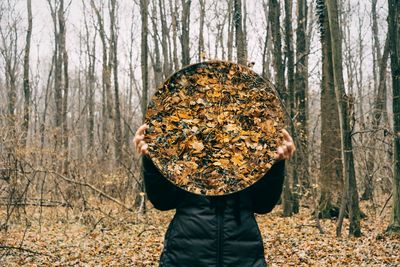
xmin=133 ymin=124 xmax=149 ymax=155
xmin=274 ymin=129 xmax=296 ymax=161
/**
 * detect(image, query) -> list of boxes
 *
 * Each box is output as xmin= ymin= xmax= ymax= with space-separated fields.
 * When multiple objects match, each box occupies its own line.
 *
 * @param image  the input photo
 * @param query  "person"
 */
xmin=134 ymin=124 xmax=295 ymax=267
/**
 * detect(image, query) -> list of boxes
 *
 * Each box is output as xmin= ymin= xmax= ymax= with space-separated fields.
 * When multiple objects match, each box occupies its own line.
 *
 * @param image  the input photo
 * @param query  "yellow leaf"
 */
xmin=231 ymin=153 xmax=244 ymax=166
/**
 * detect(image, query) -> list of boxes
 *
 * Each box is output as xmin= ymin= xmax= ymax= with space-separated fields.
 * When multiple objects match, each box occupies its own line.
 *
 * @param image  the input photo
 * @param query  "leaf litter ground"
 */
xmin=1 ymin=201 xmax=399 ymax=266
xmin=145 ymin=60 xmax=284 ymax=195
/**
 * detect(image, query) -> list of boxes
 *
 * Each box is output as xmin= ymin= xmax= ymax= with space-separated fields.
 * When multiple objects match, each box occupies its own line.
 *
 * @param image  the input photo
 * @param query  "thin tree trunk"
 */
xmin=284 ymin=0 xmax=299 ymax=215
xmin=326 ymin=0 xmax=361 ymax=237
xmin=295 ymin=0 xmax=310 ymax=191
xmin=180 ymin=0 xmax=191 ymax=66
xmin=137 ymin=0 xmax=150 ymax=211
xmin=269 ymin=0 xmax=291 ymax=215
xmin=58 ymin=0 xmax=69 ymax=173
xmin=269 ymin=0 xmax=285 ymax=99
xmin=151 ymin=0 xmax=162 ymax=87
xmin=227 ymin=0 xmax=234 ymax=61
xmin=48 ymin=1 xmax=62 ymax=151
xmin=110 ymin=0 xmax=123 ymax=163
xmin=169 ymin=0 xmax=179 ymax=70
xmin=91 ymin=0 xmax=113 ymax=160
xmin=159 ymin=0 xmax=171 ymax=77
xmin=387 ymin=0 xmax=400 ymax=234
xmin=262 ymin=1 xmax=271 ymax=79
xmin=22 ymin=0 xmax=33 ymax=147
xmin=234 ymin=0 xmax=246 ymax=65
xmin=363 ymin=35 xmax=390 ymax=201
xmin=198 ymin=0 xmax=205 ymax=61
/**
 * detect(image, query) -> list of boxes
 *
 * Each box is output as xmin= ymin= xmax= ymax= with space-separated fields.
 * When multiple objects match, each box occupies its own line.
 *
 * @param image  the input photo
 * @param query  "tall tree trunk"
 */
xmin=269 ymin=0 xmax=285 ymax=100
xmin=269 ymin=0 xmax=291 ymax=215
xmin=284 ymin=0 xmax=299 ymax=215
xmin=110 ymin=0 xmax=123 ymax=163
xmin=169 ymin=0 xmax=179 ymax=70
xmin=363 ymin=35 xmax=390 ymax=201
xmin=91 ymin=0 xmax=113 ymax=160
xmin=180 ymin=0 xmax=191 ymax=66
xmin=227 ymin=0 xmax=234 ymax=61
xmin=151 ymin=0 xmax=162 ymax=86
xmin=137 ymin=0 xmax=150 ymax=211
xmin=317 ymin=0 xmax=343 ymax=219
xmin=159 ymin=0 xmax=171 ymax=77
xmin=22 ymin=0 xmax=32 ymax=147
xmin=371 ymin=0 xmax=382 ymax=95
xmin=387 ymin=0 xmax=400 ymax=234
xmin=198 ymin=0 xmax=205 ymax=61
xmin=326 ymin=0 xmax=361 ymax=237
xmin=58 ymin=0 xmax=69 ymax=173
xmin=262 ymin=1 xmax=272 ymax=80
xmin=83 ymin=8 xmax=96 ymax=150
xmin=48 ymin=1 xmax=63 ymax=151
xmin=234 ymin=0 xmax=246 ymax=65
xmin=295 ymin=0 xmax=310 ymax=191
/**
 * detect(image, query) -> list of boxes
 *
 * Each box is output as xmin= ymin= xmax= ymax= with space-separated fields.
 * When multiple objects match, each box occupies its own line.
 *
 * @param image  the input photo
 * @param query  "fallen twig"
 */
xmin=47 ymin=170 xmax=134 ymax=212
xmin=0 ymin=245 xmax=55 ymax=258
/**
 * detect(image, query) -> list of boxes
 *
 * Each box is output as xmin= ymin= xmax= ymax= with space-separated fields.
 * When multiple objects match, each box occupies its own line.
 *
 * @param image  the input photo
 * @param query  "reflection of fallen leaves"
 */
xmin=145 ymin=61 xmax=284 ymax=195
xmin=191 ymin=140 xmax=204 ymax=153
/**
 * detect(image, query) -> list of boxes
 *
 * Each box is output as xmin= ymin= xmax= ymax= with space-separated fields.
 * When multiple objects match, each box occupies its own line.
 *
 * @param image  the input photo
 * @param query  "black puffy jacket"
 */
xmin=143 ymin=156 xmax=285 ymax=267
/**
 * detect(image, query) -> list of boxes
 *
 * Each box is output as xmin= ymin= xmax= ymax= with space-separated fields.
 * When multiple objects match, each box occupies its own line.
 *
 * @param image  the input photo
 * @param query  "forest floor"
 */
xmin=1 ymin=200 xmax=399 ymax=266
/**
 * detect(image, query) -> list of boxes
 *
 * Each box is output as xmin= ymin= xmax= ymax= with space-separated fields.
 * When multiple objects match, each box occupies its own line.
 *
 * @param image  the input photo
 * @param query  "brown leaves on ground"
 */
xmin=145 ymin=60 xmax=284 ymax=196
xmin=1 ymin=202 xmax=399 ymax=266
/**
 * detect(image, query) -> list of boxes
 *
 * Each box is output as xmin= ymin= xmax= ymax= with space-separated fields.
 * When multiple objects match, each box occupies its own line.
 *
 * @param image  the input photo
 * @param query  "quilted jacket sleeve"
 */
xmin=142 ymin=156 xmax=183 ymax=211
xmin=249 ymin=160 xmax=285 ymax=214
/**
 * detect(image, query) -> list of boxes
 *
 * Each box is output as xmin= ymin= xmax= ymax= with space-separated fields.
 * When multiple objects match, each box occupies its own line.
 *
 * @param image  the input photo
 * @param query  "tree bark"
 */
xmin=151 ymin=0 xmax=162 ymax=87
xmin=22 ymin=0 xmax=33 ymax=147
xmin=159 ymin=0 xmax=171 ymax=77
xmin=363 ymin=35 xmax=390 ymax=201
xmin=198 ymin=0 xmax=205 ymax=61
xmin=295 ymin=0 xmax=310 ymax=191
xmin=169 ymin=0 xmax=179 ymax=70
xmin=387 ymin=0 xmax=400 ymax=234
xmin=268 ymin=0 xmax=285 ymax=100
xmin=137 ymin=0 xmax=150 ymax=211
xmin=234 ymin=0 xmax=246 ymax=65
xmin=227 ymin=0 xmax=234 ymax=61
xmin=326 ymin=0 xmax=361 ymax=237
xmin=110 ymin=0 xmax=123 ymax=163
xmin=180 ymin=0 xmax=191 ymax=67
xmin=284 ymin=0 xmax=299 ymax=215
xmin=317 ymin=0 xmax=343 ymax=219
xmin=91 ymin=0 xmax=113 ymax=160
xmin=58 ymin=0 xmax=69 ymax=173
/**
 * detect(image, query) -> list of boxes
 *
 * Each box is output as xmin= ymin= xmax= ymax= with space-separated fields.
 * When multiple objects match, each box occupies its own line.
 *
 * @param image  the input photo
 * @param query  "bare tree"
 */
xmin=316 ymin=0 xmax=343 ymax=219
xmin=284 ymin=0 xmax=299 ymax=215
xmin=109 ymin=0 xmax=123 ymax=163
xmin=169 ymin=0 xmax=179 ymax=70
xmin=150 ymin=0 xmax=162 ymax=86
xmin=159 ymin=0 xmax=171 ymax=77
xmin=0 ymin=3 xmax=21 ymax=144
xmin=180 ymin=0 xmax=191 ymax=66
xmin=22 ymin=0 xmax=32 ymax=147
xmin=387 ymin=0 xmax=400 ymax=234
xmin=295 ymin=0 xmax=310 ymax=191
xmin=234 ymin=0 xmax=246 ymax=65
xmin=91 ymin=0 xmax=114 ymax=160
xmin=198 ymin=0 xmax=205 ymax=61
xmin=325 ymin=0 xmax=361 ymax=237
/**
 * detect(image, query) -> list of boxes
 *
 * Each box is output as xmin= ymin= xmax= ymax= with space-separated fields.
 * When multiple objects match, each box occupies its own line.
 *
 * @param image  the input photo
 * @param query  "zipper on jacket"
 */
xmin=216 ymin=204 xmax=224 ymax=267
